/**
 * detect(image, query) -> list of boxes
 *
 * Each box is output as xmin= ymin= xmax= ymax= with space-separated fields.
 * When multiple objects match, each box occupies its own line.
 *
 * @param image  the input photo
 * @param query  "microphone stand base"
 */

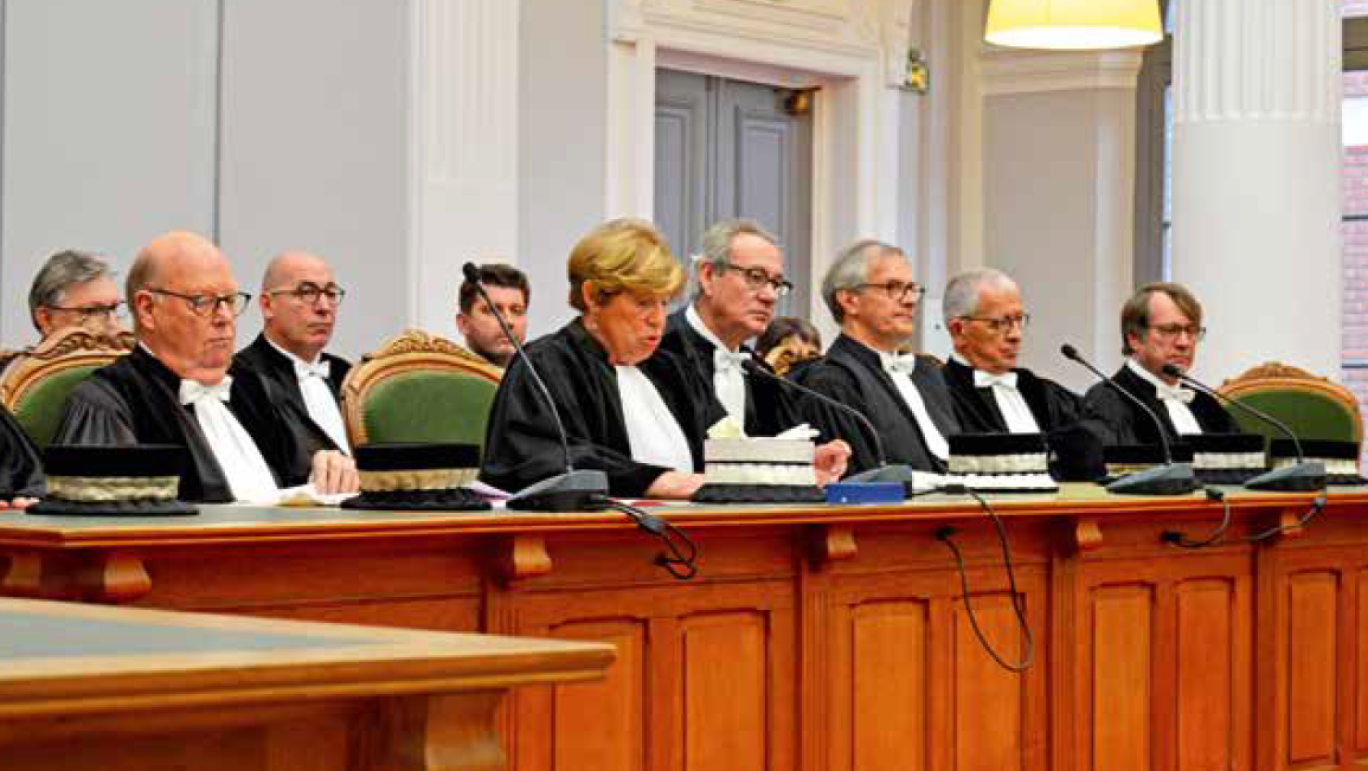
xmin=508 ymin=470 xmax=611 ymax=513
xmin=1244 ymin=462 xmax=1326 ymax=492
xmin=845 ymin=465 xmax=916 ymax=485
xmin=1105 ymin=463 xmax=1200 ymax=496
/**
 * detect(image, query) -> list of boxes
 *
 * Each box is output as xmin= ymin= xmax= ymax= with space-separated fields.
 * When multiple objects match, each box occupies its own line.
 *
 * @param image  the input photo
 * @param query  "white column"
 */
xmin=1171 ymin=0 xmax=1341 ymax=382
xmin=408 ymin=0 xmax=520 ymax=333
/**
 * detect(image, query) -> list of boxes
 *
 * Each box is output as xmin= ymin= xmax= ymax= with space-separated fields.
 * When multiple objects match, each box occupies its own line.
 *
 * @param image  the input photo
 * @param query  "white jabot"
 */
xmin=1127 ymin=358 xmax=1202 ymax=435
xmin=616 ymin=365 xmax=695 ymax=474
xmin=961 ymin=358 xmax=1038 ymax=434
xmin=686 ymin=305 xmax=748 ymax=424
xmin=271 ymin=341 xmax=352 ymax=455
xmin=178 ymin=376 xmax=279 ymax=503
xmin=878 ymin=350 xmax=949 ymax=460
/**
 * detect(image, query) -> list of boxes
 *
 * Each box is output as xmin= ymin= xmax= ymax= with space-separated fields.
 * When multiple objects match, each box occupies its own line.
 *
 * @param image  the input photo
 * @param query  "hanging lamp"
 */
xmin=984 ymin=0 xmax=1163 ymax=50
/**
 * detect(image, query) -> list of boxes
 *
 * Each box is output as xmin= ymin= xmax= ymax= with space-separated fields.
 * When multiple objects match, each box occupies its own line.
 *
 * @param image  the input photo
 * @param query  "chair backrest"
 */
xmin=341 ymin=330 xmax=503 ymax=451
xmin=1217 ymin=361 xmax=1364 ymax=450
xmin=0 ymin=328 xmax=135 ymax=448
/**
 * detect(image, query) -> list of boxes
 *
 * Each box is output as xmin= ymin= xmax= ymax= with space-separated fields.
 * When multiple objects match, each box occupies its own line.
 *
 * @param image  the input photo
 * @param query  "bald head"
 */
xmin=261 ymin=250 xmax=330 ymax=293
xmin=127 ymin=231 xmax=227 ymax=313
xmin=259 ymin=249 xmax=341 ymax=362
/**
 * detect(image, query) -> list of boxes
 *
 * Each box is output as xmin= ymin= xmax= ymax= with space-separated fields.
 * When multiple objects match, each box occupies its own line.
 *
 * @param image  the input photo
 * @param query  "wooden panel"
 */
xmin=1090 ymin=583 xmax=1154 ymax=771
xmin=953 ymin=593 xmax=1025 ymax=771
xmin=1286 ymin=570 xmax=1339 ymax=767
xmin=682 ymin=611 xmax=769 ymax=770
xmin=1176 ymin=578 xmax=1235 ymax=771
xmin=548 ymin=620 xmax=647 ymax=771
xmin=1359 ymin=567 xmax=1368 ymax=756
xmin=842 ymin=599 xmax=929 ymax=771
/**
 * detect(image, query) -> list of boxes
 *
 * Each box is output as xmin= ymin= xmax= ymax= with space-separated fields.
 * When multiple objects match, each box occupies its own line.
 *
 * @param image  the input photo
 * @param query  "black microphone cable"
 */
xmin=1161 ymin=487 xmax=1232 ymax=548
xmin=932 ymin=484 xmax=1034 ymax=672
xmin=590 ymin=495 xmax=699 ymax=580
xmin=1244 ymin=493 xmax=1327 ymax=543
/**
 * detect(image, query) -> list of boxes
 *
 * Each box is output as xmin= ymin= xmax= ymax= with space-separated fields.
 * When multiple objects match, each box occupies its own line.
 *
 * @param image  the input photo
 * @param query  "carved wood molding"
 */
xmin=812 ymin=524 xmax=857 ymax=567
xmin=1217 ymin=360 xmax=1362 ymax=444
xmin=1 ymin=550 xmax=151 ymax=602
xmin=79 ymin=552 xmax=152 ymax=603
xmin=0 ymin=327 xmax=134 ymax=410
xmin=499 ymin=534 xmax=553 ymax=582
xmin=1072 ymin=518 xmax=1104 ymax=553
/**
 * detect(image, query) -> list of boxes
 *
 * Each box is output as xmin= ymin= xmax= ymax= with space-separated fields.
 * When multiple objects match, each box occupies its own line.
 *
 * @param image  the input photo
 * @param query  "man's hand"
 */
xmin=814 ymin=440 xmax=852 ymax=486
xmin=309 ymin=450 xmax=359 ymax=495
xmin=0 ymin=496 xmax=37 ymax=511
xmin=644 ymin=471 xmax=705 ymax=500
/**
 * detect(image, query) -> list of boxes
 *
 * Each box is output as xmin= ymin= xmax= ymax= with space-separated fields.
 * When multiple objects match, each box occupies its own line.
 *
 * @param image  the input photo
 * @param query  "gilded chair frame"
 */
xmin=1217 ymin=361 xmax=1364 ymax=447
xmin=340 ymin=329 xmax=503 ymax=447
xmin=0 ymin=328 xmax=135 ymax=411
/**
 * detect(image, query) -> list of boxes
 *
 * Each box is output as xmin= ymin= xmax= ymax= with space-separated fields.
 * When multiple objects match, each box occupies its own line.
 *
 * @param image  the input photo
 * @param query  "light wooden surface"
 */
xmin=0 ymin=598 xmax=613 ymax=771
xmin=0 ymin=485 xmax=1362 ymax=771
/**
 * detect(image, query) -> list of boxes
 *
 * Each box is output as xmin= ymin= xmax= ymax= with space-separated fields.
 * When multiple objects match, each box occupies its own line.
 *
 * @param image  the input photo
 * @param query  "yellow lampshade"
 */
xmin=985 ymin=0 xmax=1163 ymax=50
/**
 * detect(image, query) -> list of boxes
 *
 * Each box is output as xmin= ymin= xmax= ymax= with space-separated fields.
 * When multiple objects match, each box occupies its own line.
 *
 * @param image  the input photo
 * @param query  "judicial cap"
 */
xmin=341 ymin=442 xmax=492 ymax=511
xmin=27 ymin=444 xmax=198 ymax=516
xmin=1269 ymin=439 xmax=1366 ymax=486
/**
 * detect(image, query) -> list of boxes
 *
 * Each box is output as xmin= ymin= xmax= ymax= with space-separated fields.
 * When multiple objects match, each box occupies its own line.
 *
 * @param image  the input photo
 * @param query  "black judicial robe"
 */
xmin=791 ymin=334 xmax=959 ymax=475
xmin=1083 ymin=363 xmax=1235 ymax=446
xmin=52 ymin=347 xmax=301 ymax=502
xmin=942 ymin=358 xmax=1086 ymax=434
xmin=480 ymin=319 xmax=726 ymax=498
xmin=0 ymin=404 xmax=43 ymax=499
xmin=659 ymin=308 xmax=799 ymax=436
xmin=231 ymin=334 xmax=352 ymax=482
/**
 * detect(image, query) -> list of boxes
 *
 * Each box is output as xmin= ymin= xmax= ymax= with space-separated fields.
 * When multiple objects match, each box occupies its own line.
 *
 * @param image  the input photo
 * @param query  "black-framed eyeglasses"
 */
xmin=266 ymin=282 xmax=347 ymax=307
xmin=45 ymin=301 xmax=126 ymax=320
xmin=961 ymin=314 xmax=1031 ymax=333
xmin=855 ymin=281 xmax=925 ymax=301
xmin=145 ymin=288 xmax=252 ymax=318
xmin=721 ymin=264 xmax=794 ymax=297
xmin=1148 ymin=323 xmax=1206 ymax=341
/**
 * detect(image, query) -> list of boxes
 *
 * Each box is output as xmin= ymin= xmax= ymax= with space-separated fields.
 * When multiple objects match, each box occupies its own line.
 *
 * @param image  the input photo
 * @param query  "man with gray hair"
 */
xmin=27 ymin=249 xmax=126 ymax=341
xmin=941 ymin=267 xmax=1086 ymax=435
xmin=792 ymin=239 xmax=958 ymax=475
xmin=658 ymin=218 xmax=800 ymax=435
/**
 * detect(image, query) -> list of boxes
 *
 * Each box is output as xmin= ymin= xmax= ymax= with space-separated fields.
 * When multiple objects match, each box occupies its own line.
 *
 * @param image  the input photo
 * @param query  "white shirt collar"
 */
xmin=685 ymin=304 xmax=736 ymax=353
xmin=1126 ymin=357 xmax=1175 ymax=391
xmin=266 ymin=337 xmax=323 ymax=369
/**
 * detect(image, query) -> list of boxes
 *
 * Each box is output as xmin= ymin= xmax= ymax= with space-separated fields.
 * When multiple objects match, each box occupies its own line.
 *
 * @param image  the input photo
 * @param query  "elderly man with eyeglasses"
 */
xmin=791 ymin=239 xmax=959 ymax=475
xmin=27 ymin=250 xmax=128 ymax=343
xmin=54 ymin=232 xmax=357 ymax=502
xmin=941 ymin=268 xmax=1088 ymax=437
xmin=1083 ymin=282 xmax=1235 ymax=446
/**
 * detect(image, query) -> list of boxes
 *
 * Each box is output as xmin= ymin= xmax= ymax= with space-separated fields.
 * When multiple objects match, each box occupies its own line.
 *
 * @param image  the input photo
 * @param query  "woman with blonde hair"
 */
xmin=480 ymin=219 xmax=724 ymax=499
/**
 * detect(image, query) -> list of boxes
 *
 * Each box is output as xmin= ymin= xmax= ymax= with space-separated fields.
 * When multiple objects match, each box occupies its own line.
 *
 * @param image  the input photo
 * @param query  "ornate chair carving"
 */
xmin=341 ymin=330 xmax=503 ymax=452
xmin=0 ymin=328 xmax=135 ymax=448
xmin=1217 ymin=361 xmax=1363 ymax=450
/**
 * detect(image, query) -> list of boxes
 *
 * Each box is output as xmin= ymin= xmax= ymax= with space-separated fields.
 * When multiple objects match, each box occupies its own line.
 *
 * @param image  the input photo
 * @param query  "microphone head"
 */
xmin=462 ymin=262 xmax=481 ymax=283
xmin=1161 ymin=363 xmax=1185 ymax=378
xmin=1060 ymin=343 xmax=1078 ymax=360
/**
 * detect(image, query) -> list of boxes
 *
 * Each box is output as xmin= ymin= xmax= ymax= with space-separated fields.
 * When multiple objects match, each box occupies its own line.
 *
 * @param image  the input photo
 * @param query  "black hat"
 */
xmin=1102 ymin=443 xmax=1194 ymax=482
xmin=1187 ymin=433 xmax=1267 ymax=485
xmin=27 ymin=444 xmax=198 ymax=516
xmin=341 ymin=443 xmax=492 ymax=511
xmin=1269 ymin=439 xmax=1366 ymax=486
xmin=691 ymin=437 xmax=825 ymax=504
xmin=1047 ymin=425 xmax=1106 ymax=482
xmin=947 ymin=433 xmax=1058 ymax=492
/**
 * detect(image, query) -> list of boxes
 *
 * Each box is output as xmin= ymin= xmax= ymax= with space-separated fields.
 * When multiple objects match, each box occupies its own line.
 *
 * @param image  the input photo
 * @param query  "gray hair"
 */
xmin=820 ymin=239 xmax=905 ymax=323
xmin=942 ymin=267 xmax=1016 ymax=326
xmin=692 ymin=219 xmax=780 ymax=297
xmin=28 ymin=250 xmax=114 ymax=331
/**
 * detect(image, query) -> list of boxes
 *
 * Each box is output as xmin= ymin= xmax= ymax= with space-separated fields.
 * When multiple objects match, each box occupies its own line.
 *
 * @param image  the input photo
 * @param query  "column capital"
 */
xmin=980 ymin=49 xmax=1144 ymax=96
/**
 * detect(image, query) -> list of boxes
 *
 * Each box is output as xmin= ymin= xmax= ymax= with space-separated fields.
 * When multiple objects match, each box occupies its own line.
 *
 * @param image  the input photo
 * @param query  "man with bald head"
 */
xmin=231 ymin=251 xmax=352 ymax=475
xmin=54 ymin=232 xmax=357 ymax=502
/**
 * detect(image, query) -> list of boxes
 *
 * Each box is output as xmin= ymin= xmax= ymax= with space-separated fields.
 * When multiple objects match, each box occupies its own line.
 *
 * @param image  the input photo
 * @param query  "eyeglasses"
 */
xmin=266 ymin=282 xmax=347 ymax=306
xmin=1149 ymin=323 xmax=1206 ymax=341
xmin=855 ymin=281 xmax=926 ymax=301
xmin=146 ymin=288 xmax=252 ymax=318
xmin=961 ymin=314 xmax=1031 ymax=333
xmin=721 ymin=264 xmax=794 ymax=297
xmin=45 ymin=301 xmax=126 ymax=320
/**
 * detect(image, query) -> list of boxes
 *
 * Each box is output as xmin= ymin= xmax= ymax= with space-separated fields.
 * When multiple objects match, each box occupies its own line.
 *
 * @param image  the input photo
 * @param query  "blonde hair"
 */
xmin=567 ymin=218 xmax=685 ymax=311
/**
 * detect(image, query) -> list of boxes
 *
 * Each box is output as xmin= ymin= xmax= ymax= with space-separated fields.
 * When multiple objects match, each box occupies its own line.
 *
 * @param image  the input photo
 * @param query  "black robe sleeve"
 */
xmin=791 ymin=361 xmax=886 ymax=474
xmin=481 ymin=321 xmax=720 ymax=498
xmin=0 ymin=406 xmax=44 ymax=498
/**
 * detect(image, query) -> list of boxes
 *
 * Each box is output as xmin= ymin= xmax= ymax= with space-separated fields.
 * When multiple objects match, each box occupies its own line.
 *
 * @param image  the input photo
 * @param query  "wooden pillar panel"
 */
xmin=1087 ymin=583 xmax=1155 ymax=771
xmin=544 ymin=620 xmax=647 ymax=771
xmin=680 ymin=611 xmax=771 ymax=770
xmin=952 ymin=593 xmax=1032 ymax=771
xmin=1175 ymin=577 xmax=1248 ymax=771
xmin=1358 ymin=568 xmax=1368 ymax=760
xmin=1285 ymin=570 xmax=1339 ymax=768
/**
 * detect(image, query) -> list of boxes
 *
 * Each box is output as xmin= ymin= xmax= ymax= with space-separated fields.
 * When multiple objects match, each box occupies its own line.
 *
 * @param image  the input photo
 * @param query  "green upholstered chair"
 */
xmin=1217 ymin=362 xmax=1363 ymax=451
xmin=0 ymin=328 xmax=134 ymax=449
xmin=341 ymin=330 xmax=503 ymax=453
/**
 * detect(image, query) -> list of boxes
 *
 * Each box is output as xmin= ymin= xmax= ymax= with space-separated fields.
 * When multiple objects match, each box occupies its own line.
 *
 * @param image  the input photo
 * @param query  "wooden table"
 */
xmin=0 ymin=597 xmax=613 ymax=771
xmin=0 ymin=484 xmax=1361 ymax=771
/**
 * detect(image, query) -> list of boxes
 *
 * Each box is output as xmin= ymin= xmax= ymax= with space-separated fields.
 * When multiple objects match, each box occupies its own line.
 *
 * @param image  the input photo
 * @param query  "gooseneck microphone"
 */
xmin=1161 ymin=364 xmax=1326 ymax=492
xmin=1060 ymin=344 xmax=1198 ymax=495
xmin=463 ymin=262 xmax=609 ymax=511
xmin=741 ymin=358 xmax=915 ymax=486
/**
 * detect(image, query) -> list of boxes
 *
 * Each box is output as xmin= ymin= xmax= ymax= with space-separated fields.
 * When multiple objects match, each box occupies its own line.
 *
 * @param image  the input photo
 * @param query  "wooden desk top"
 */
xmin=0 ymin=598 xmax=614 ymax=719
xmin=0 ymin=483 xmax=1357 ymax=550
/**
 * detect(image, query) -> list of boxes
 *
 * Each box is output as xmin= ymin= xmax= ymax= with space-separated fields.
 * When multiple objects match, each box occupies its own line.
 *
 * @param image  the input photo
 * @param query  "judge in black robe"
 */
xmin=794 ymin=335 xmax=958 ymax=474
xmin=0 ymin=404 xmax=44 ymax=502
xmin=231 ymin=332 xmax=352 ymax=483
xmin=53 ymin=346 xmax=306 ymax=502
xmin=942 ymin=357 xmax=1088 ymax=434
xmin=1083 ymin=361 xmax=1235 ymax=446
xmin=659 ymin=307 xmax=799 ymax=436
xmin=482 ymin=319 xmax=725 ymax=498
